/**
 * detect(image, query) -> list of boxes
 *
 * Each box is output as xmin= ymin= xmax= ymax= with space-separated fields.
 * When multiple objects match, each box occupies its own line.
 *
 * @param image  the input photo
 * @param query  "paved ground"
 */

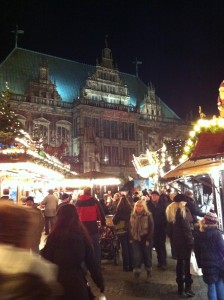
xmin=88 ymin=247 xmax=208 ymax=300
xmin=40 ymin=234 xmax=208 ymax=299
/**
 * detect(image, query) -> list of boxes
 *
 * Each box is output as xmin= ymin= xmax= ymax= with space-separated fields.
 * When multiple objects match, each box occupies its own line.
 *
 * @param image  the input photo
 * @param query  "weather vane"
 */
xmin=11 ymin=25 xmax=24 ymax=48
xmin=132 ymin=57 xmax=142 ymax=78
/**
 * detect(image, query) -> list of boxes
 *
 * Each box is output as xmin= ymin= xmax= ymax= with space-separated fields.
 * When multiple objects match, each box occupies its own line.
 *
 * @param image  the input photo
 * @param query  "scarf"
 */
xmin=130 ymin=212 xmax=147 ymax=241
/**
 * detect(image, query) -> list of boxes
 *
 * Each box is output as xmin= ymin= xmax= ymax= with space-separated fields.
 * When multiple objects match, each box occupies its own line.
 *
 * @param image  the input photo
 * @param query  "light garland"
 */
xmin=179 ymin=116 xmax=224 ymax=163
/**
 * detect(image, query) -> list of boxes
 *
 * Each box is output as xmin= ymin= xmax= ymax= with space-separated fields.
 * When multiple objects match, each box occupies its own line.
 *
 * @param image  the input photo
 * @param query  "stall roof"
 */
xmin=190 ymin=132 xmax=224 ymax=160
xmin=163 ymin=158 xmax=224 ymax=179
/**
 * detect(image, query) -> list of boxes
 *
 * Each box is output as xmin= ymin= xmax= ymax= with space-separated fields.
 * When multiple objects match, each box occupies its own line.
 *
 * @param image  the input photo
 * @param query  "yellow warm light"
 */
xmin=184 ymin=146 xmax=190 ymax=152
xmin=210 ymin=119 xmax=217 ymax=126
xmin=189 ymin=131 xmax=196 ymax=138
xmin=0 ymin=162 xmax=64 ymax=180
xmin=187 ymin=140 xmax=193 ymax=146
xmin=194 ymin=125 xmax=200 ymax=132
xmin=217 ymin=118 xmax=224 ymax=127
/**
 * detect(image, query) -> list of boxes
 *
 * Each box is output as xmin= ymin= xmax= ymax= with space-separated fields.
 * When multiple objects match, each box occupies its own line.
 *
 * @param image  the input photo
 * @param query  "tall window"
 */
xmin=111 ymin=121 xmax=117 ymax=139
xmin=129 ymin=123 xmax=135 ymax=140
xmin=33 ymin=120 xmax=49 ymax=142
xmin=111 ymin=147 xmax=119 ymax=165
xmin=122 ymin=147 xmax=135 ymax=166
xmin=56 ymin=125 xmax=69 ymax=145
xmin=103 ymin=120 xmax=110 ymax=138
xmin=121 ymin=122 xmax=131 ymax=140
xmin=103 ymin=146 xmax=111 ymax=165
xmin=92 ymin=118 xmax=100 ymax=137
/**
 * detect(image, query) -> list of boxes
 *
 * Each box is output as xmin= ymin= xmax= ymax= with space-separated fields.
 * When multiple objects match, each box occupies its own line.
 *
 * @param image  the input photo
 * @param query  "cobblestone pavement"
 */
xmin=88 ymin=248 xmax=208 ymax=300
xmin=41 ymin=233 xmax=208 ymax=299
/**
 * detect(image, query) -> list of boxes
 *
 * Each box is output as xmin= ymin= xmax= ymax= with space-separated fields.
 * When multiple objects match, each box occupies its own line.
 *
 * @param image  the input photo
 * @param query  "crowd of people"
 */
xmin=0 ymin=186 xmax=223 ymax=300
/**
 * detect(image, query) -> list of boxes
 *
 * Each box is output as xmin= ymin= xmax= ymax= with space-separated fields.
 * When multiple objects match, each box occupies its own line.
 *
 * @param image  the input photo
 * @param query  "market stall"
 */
xmin=163 ymin=105 xmax=224 ymax=231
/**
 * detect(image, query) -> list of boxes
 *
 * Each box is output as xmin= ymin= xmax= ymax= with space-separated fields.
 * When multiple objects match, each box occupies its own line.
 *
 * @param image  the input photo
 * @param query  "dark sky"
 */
xmin=0 ymin=0 xmax=224 ymax=119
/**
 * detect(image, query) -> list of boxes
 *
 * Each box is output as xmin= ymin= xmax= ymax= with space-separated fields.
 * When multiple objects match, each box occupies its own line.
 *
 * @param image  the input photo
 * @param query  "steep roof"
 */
xmin=0 ymin=47 xmax=180 ymax=119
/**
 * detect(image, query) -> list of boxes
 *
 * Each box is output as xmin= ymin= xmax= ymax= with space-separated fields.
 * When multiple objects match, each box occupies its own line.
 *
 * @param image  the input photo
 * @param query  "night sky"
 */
xmin=0 ymin=0 xmax=224 ymax=119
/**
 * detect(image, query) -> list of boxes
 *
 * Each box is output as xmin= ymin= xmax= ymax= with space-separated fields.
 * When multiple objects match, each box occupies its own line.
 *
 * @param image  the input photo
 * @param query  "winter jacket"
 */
xmin=41 ymin=232 xmax=104 ymax=300
xmin=75 ymin=195 xmax=106 ymax=235
xmin=130 ymin=211 xmax=154 ymax=244
xmin=185 ymin=196 xmax=205 ymax=223
xmin=112 ymin=205 xmax=132 ymax=234
xmin=166 ymin=206 xmax=194 ymax=259
xmin=41 ymin=194 xmax=58 ymax=217
xmin=194 ymin=224 xmax=224 ymax=284
xmin=147 ymin=197 xmax=167 ymax=228
xmin=0 ymin=244 xmax=60 ymax=299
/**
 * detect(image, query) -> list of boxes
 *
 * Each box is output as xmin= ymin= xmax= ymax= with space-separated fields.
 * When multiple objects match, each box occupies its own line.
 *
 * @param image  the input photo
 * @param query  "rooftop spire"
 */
xmin=11 ymin=25 xmax=24 ymax=48
xmin=132 ymin=57 xmax=142 ymax=77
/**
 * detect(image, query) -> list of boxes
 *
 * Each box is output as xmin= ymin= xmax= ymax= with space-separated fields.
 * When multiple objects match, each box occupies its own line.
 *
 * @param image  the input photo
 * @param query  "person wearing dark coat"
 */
xmin=166 ymin=194 xmax=194 ymax=298
xmin=194 ymin=210 xmax=224 ymax=300
xmin=41 ymin=204 xmax=104 ymax=300
xmin=112 ymin=195 xmax=133 ymax=271
xmin=147 ymin=190 xmax=168 ymax=269
xmin=184 ymin=191 xmax=205 ymax=224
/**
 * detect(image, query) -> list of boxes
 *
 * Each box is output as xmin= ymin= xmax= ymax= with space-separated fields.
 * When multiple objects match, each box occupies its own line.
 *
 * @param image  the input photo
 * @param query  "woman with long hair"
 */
xmin=41 ymin=204 xmax=104 ymax=300
xmin=112 ymin=194 xmax=133 ymax=271
xmin=166 ymin=194 xmax=194 ymax=298
xmin=129 ymin=199 xmax=154 ymax=283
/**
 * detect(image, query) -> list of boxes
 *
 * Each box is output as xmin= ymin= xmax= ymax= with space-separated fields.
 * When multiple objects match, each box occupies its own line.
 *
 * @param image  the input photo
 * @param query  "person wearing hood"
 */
xmin=166 ymin=194 xmax=194 ymax=298
xmin=75 ymin=186 xmax=106 ymax=266
xmin=0 ymin=201 xmax=61 ymax=299
xmin=194 ymin=210 xmax=224 ymax=300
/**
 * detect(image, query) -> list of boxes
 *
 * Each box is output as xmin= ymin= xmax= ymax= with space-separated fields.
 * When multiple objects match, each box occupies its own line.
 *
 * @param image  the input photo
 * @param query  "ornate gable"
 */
xmin=24 ymin=59 xmax=62 ymax=103
xmin=82 ymin=43 xmax=130 ymax=106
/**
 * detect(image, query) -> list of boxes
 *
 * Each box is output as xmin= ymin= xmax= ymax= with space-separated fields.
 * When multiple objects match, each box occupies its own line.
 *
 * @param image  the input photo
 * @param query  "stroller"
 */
xmin=99 ymin=215 xmax=120 ymax=265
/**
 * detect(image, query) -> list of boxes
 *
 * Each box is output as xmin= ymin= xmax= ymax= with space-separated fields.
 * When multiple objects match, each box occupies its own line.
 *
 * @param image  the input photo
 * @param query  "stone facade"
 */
xmin=0 ymin=45 xmax=189 ymax=178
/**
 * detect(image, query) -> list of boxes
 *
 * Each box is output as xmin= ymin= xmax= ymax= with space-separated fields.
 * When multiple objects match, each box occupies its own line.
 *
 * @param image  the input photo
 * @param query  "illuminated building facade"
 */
xmin=0 ymin=44 xmax=189 ymax=178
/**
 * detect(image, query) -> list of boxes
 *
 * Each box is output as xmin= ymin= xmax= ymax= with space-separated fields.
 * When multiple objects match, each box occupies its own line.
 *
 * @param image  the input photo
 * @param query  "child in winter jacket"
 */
xmin=194 ymin=210 xmax=224 ymax=300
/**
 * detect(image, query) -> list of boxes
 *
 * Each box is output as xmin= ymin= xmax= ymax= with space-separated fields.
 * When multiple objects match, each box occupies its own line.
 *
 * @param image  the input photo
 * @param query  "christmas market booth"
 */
xmin=0 ymin=135 xmax=74 ymax=203
xmin=61 ymin=171 xmax=122 ymax=199
xmin=0 ymin=88 xmax=75 ymax=202
xmin=163 ymin=114 xmax=224 ymax=231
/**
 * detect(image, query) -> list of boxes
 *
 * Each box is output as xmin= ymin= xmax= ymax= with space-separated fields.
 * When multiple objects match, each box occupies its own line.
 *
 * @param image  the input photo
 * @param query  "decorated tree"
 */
xmin=0 ymin=87 xmax=24 ymax=144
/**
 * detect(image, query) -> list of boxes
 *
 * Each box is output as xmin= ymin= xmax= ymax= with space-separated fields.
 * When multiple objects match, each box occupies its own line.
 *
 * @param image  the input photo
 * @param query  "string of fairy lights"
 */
xmin=179 ymin=117 xmax=224 ymax=163
xmin=133 ymin=115 xmax=224 ymax=181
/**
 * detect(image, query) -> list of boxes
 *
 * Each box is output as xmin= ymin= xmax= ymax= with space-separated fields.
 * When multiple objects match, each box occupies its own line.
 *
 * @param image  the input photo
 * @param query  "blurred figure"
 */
xmin=0 ymin=188 xmax=12 ymax=201
xmin=18 ymin=195 xmax=27 ymax=206
xmin=57 ymin=193 xmax=70 ymax=211
xmin=112 ymin=194 xmax=132 ymax=272
xmin=133 ymin=191 xmax=140 ymax=203
xmin=75 ymin=187 xmax=106 ymax=266
xmin=41 ymin=204 xmax=104 ymax=300
xmin=194 ymin=210 xmax=224 ymax=300
xmin=130 ymin=200 xmax=154 ymax=284
xmin=166 ymin=194 xmax=194 ymax=298
xmin=24 ymin=196 xmax=44 ymax=253
xmin=184 ymin=190 xmax=205 ymax=224
xmin=110 ymin=192 xmax=120 ymax=214
xmin=0 ymin=201 xmax=61 ymax=299
xmin=41 ymin=189 xmax=58 ymax=235
xmin=99 ymin=198 xmax=109 ymax=215
xmin=147 ymin=191 xmax=168 ymax=270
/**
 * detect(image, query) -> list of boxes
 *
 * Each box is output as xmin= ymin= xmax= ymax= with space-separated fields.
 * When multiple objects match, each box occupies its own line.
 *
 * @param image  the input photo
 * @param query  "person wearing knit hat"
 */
xmin=194 ymin=209 xmax=224 ymax=300
xmin=173 ymin=193 xmax=186 ymax=202
xmin=203 ymin=210 xmax=218 ymax=225
xmin=166 ymin=194 xmax=194 ymax=297
xmin=57 ymin=193 xmax=70 ymax=211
